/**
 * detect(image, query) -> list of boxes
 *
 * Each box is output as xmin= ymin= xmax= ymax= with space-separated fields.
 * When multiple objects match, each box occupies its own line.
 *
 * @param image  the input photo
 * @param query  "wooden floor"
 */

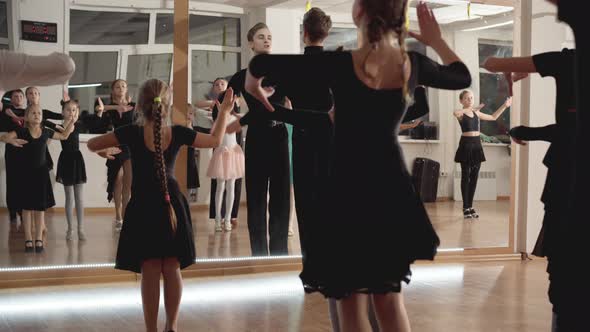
xmin=425 ymin=200 xmax=509 ymax=249
xmin=0 ymin=200 xmax=509 ymax=269
xmin=0 ymin=259 xmax=551 ymax=331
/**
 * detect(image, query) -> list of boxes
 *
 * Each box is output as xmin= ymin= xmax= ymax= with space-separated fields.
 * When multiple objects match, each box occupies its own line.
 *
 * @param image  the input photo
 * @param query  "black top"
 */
xmin=91 ymin=99 xmax=137 ymax=132
xmin=288 ymin=46 xmax=334 ymax=114
xmin=246 ymin=50 xmax=470 ymax=296
xmin=114 ymin=125 xmax=197 ymax=194
xmin=404 ymin=86 xmax=429 ymax=122
xmin=15 ymin=126 xmax=55 ymax=169
xmin=458 ymin=112 xmax=480 ymax=133
xmin=532 ymin=49 xmax=576 ymax=168
xmin=228 ymin=67 xmax=287 ymax=129
xmin=59 ymin=124 xmax=81 ymax=152
xmin=533 ymin=49 xmax=576 ymax=134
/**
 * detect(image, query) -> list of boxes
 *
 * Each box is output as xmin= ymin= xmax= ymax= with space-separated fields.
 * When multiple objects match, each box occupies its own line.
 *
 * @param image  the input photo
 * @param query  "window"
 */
xmin=323 ymin=27 xmax=357 ymax=50
xmin=191 ymin=50 xmax=240 ymax=102
xmin=69 ymin=10 xmax=149 ymax=45
xmin=126 ymin=53 xmax=173 ymax=98
xmin=478 ymin=39 xmax=513 ymax=141
xmin=68 ymin=52 xmax=118 ymax=116
xmin=0 ymin=2 xmax=8 ymax=39
xmin=156 ymin=14 xmax=241 ymax=46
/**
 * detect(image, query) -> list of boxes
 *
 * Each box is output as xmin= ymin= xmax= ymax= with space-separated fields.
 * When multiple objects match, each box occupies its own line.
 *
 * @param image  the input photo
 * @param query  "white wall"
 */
xmin=516 ymin=0 xmax=568 ymax=253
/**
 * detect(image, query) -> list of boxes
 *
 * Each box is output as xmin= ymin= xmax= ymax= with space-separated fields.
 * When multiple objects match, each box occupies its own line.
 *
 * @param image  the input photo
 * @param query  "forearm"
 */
xmin=491 ymin=105 xmax=509 ymax=120
xmin=430 ymin=39 xmax=461 ymax=65
xmin=209 ymin=111 xmax=229 ymax=145
xmin=267 ymin=103 xmax=332 ymax=128
xmin=195 ymin=100 xmax=214 ymax=109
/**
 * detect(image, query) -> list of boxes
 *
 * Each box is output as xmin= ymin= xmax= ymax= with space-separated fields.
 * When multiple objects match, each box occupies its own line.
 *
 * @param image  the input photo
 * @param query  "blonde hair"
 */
xmin=360 ymin=0 xmax=410 ymax=101
xmin=23 ymin=104 xmax=42 ymax=129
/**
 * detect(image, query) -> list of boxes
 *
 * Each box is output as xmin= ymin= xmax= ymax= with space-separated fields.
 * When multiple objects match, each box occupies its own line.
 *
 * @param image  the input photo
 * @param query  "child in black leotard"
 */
xmin=0 ymin=104 xmax=77 ymax=253
xmin=55 ymin=98 xmax=87 ymax=241
xmin=94 ymin=79 xmax=136 ymax=229
xmin=88 ymin=79 xmax=235 ymax=332
xmin=453 ymin=90 xmax=512 ymax=219
xmin=239 ymin=1 xmax=471 ymax=330
xmin=25 ymin=86 xmax=65 ymax=171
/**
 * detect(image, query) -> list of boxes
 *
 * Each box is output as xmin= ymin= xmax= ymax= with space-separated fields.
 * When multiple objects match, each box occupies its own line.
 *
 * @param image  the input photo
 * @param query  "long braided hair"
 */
xmin=137 ymin=79 xmax=177 ymax=234
xmin=360 ymin=0 xmax=410 ymax=100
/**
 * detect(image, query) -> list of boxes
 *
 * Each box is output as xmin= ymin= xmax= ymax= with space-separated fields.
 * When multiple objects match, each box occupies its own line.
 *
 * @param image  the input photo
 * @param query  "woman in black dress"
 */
xmin=94 ymin=79 xmax=135 ymax=228
xmin=239 ymin=1 xmax=471 ymax=330
xmin=88 ymin=79 xmax=235 ymax=332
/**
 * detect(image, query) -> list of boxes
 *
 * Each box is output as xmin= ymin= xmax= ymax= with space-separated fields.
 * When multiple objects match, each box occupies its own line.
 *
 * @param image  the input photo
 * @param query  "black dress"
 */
xmin=14 ymin=127 xmax=56 ymax=211
xmin=93 ymin=101 xmax=136 ymax=201
xmin=56 ymin=124 xmax=87 ymax=186
xmin=113 ymin=124 xmax=197 ymax=273
xmin=247 ymin=51 xmax=471 ymax=298
xmin=3 ymin=107 xmax=59 ymax=213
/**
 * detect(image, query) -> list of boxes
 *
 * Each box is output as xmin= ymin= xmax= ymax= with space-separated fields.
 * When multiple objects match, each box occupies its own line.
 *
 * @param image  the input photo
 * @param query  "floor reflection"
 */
xmin=0 ymin=200 xmax=509 ymax=269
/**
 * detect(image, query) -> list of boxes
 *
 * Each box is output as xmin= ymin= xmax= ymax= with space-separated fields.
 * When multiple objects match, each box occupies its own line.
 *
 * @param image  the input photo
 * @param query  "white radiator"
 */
xmin=453 ymin=167 xmax=497 ymax=201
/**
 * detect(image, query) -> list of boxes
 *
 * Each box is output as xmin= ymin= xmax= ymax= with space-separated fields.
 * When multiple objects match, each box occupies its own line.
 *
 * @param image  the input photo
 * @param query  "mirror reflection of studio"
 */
xmin=0 ymin=0 xmax=581 ymax=331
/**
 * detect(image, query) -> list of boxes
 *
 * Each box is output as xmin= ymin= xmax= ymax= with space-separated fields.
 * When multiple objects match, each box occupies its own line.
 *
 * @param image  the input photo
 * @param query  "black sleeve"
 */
xmin=557 ymin=1 xmax=581 ymax=26
xmin=509 ymin=124 xmax=556 ymax=142
xmin=245 ymin=53 xmax=340 ymax=126
xmin=43 ymin=109 xmax=63 ymax=120
xmin=113 ymin=124 xmax=136 ymax=146
xmin=249 ymin=53 xmax=337 ymax=86
xmin=173 ymin=125 xmax=197 ymax=146
xmin=42 ymin=120 xmax=58 ymax=131
xmin=262 ymin=103 xmax=332 ymax=128
xmin=532 ymin=51 xmax=564 ymax=78
xmin=44 ymin=127 xmax=56 ymax=139
xmin=410 ymin=52 xmax=472 ymax=90
xmin=227 ymin=70 xmax=256 ymax=126
xmin=403 ymin=86 xmax=429 ymax=122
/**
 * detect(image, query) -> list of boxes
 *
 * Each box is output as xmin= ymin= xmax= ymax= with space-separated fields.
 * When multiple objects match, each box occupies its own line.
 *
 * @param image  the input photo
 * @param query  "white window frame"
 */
xmin=66 ymin=4 xmax=243 ymax=104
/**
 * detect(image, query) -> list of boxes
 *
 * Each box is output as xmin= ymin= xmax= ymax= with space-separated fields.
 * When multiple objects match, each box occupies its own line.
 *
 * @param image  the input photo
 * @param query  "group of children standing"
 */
xmin=1 ymin=88 xmax=85 ymax=252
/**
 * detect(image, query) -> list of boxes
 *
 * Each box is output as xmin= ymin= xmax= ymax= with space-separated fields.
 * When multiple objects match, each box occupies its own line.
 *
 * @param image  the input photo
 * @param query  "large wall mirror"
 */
xmin=0 ymin=0 xmax=517 ymax=283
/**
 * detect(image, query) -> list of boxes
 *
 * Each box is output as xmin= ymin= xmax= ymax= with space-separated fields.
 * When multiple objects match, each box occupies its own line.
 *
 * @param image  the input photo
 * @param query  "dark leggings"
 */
xmin=460 ymin=162 xmax=481 ymax=210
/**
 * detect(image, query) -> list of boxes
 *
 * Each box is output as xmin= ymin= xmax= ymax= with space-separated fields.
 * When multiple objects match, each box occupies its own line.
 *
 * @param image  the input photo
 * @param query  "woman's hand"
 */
xmin=504 ymin=97 xmax=513 ymax=108
xmin=284 ymin=97 xmax=293 ymax=110
xmin=245 ymin=69 xmax=276 ymax=112
xmin=216 ymin=87 xmax=236 ymax=114
xmin=63 ymin=89 xmax=70 ymax=102
xmin=97 ymin=147 xmax=122 ymax=160
xmin=409 ymin=2 xmax=442 ymax=48
xmin=6 ymin=137 xmax=28 ymax=147
xmin=511 ymin=137 xmax=527 ymax=146
xmin=96 ymin=97 xmax=105 ymax=115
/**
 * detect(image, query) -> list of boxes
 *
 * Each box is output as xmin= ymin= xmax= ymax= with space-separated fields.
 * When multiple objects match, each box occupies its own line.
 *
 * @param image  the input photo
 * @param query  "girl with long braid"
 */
xmin=236 ymin=1 xmax=471 ymax=330
xmin=88 ymin=79 xmax=235 ymax=332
